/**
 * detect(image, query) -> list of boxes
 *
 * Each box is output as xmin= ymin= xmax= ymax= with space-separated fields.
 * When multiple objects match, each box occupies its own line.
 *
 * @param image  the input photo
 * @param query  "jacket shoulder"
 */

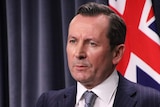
xmin=36 ymin=86 xmax=76 ymax=107
xmin=117 ymin=72 xmax=160 ymax=107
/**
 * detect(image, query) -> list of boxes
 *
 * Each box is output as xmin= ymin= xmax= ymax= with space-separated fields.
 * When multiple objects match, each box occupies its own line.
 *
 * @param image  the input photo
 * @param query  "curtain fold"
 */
xmin=5 ymin=0 xmax=67 ymax=107
xmin=0 ymin=0 xmax=9 ymax=106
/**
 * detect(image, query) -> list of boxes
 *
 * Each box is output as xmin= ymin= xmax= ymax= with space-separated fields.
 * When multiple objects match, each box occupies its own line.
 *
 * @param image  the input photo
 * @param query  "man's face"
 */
xmin=67 ymin=14 xmax=118 ymax=89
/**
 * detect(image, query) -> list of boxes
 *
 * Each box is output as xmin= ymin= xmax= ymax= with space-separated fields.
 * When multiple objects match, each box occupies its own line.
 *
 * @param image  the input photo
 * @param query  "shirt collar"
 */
xmin=76 ymin=70 xmax=119 ymax=104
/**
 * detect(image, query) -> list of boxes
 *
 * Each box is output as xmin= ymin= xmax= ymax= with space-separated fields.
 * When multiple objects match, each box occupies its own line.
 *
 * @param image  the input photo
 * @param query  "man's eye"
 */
xmin=89 ymin=41 xmax=97 ymax=47
xmin=69 ymin=39 xmax=76 ymax=44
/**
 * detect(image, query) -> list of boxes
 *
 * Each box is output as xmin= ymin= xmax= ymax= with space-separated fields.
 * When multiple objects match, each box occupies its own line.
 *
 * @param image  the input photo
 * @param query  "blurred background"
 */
xmin=0 ymin=0 xmax=159 ymax=107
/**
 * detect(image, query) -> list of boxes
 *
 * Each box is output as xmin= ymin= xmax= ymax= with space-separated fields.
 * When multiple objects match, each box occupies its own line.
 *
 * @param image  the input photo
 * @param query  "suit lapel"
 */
xmin=58 ymin=86 xmax=77 ymax=107
xmin=113 ymin=73 xmax=137 ymax=107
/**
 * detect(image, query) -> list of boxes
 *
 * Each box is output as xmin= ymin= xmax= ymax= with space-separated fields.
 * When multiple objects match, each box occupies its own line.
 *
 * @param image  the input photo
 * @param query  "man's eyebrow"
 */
xmin=85 ymin=37 xmax=99 ymax=42
xmin=67 ymin=35 xmax=75 ymax=38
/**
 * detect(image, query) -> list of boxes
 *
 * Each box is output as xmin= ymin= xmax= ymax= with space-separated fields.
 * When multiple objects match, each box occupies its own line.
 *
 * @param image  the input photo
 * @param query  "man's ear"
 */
xmin=112 ymin=44 xmax=125 ymax=65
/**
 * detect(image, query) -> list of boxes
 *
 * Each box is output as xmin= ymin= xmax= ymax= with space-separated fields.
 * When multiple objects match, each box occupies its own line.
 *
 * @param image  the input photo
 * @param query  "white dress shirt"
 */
xmin=75 ymin=70 xmax=119 ymax=107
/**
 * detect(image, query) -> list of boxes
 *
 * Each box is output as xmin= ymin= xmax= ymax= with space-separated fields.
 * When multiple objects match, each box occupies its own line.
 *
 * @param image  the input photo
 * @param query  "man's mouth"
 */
xmin=74 ymin=64 xmax=89 ymax=71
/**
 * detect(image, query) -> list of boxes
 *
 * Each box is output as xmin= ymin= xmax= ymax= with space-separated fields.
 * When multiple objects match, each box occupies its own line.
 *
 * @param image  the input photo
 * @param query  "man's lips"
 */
xmin=74 ymin=64 xmax=89 ymax=71
xmin=72 ymin=60 xmax=91 ymax=71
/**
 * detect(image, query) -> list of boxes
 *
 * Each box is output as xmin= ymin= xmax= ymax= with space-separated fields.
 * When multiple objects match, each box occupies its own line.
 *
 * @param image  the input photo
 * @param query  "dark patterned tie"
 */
xmin=84 ymin=91 xmax=97 ymax=107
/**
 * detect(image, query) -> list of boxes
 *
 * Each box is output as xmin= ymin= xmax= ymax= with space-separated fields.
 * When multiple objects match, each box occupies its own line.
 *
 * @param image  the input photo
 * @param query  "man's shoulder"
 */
xmin=42 ymin=86 xmax=76 ymax=98
xmin=36 ymin=86 xmax=76 ymax=107
xmin=115 ymin=73 xmax=160 ymax=106
xmin=118 ymin=72 xmax=160 ymax=97
xmin=132 ymin=80 xmax=160 ymax=97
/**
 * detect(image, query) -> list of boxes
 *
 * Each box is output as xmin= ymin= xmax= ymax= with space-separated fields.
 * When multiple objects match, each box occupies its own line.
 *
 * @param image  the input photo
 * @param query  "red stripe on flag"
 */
xmin=147 ymin=6 xmax=154 ymax=22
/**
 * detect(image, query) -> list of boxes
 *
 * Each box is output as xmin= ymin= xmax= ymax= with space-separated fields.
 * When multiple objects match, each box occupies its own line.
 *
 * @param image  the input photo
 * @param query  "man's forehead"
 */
xmin=70 ymin=14 xmax=108 ymax=24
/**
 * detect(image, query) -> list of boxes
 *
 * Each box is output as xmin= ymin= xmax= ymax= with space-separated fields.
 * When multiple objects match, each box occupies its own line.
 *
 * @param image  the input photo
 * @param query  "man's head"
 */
xmin=77 ymin=2 xmax=126 ymax=50
xmin=66 ymin=2 xmax=126 ymax=89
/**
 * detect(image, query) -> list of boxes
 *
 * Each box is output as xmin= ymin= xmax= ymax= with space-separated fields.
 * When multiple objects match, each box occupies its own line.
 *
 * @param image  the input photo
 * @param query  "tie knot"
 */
xmin=84 ymin=91 xmax=97 ymax=107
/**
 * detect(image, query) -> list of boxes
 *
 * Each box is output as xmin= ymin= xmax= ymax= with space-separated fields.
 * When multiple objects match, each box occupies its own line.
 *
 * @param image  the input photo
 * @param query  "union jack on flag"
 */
xmin=109 ymin=0 xmax=160 ymax=91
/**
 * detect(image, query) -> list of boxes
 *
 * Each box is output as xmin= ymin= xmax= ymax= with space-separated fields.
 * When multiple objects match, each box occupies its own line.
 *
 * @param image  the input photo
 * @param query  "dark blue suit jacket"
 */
xmin=36 ymin=73 xmax=160 ymax=107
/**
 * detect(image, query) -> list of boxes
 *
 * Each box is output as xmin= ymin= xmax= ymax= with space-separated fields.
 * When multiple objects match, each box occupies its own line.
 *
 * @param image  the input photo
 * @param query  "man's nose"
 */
xmin=75 ymin=43 xmax=86 ymax=60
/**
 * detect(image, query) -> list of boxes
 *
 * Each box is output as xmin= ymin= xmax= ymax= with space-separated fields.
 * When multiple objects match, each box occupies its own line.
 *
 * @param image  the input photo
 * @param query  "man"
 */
xmin=36 ymin=2 xmax=160 ymax=107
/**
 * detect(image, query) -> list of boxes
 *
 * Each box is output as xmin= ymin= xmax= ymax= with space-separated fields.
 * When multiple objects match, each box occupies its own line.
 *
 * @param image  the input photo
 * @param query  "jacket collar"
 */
xmin=58 ymin=86 xmax=77 ymax=107
xmin=113 ymin=72 xmax=137 ymax=107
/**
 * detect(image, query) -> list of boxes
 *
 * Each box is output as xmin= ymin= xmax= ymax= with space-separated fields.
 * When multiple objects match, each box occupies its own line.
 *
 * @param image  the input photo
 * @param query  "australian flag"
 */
xmin=109 ymin=0 xmax=160 ymax=91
